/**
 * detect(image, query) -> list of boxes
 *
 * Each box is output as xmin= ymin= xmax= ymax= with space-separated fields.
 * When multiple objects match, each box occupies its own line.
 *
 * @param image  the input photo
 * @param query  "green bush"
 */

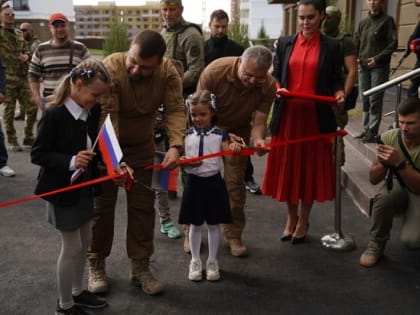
xmin=102 ymin=16 xmax=130 ymax=57
xmin=228 ymin=20 xmax=250 ymax=49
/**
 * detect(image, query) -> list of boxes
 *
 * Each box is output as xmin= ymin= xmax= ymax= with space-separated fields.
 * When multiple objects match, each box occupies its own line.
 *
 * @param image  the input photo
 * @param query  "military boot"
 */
xmin=88 ymin=259 xmax=108 ymax=294
xmin=130 ymin=259 xmax=164 ymax=295
xmin=360 ymin=240 xmax=386 ymax=267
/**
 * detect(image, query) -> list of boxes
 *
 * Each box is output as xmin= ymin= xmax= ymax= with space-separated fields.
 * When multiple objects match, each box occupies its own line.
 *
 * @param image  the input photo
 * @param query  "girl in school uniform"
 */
xmin=179 ymin=90 xmax=242 ymax=282
xmin=31 ymin=58 xmax=111 ymax=315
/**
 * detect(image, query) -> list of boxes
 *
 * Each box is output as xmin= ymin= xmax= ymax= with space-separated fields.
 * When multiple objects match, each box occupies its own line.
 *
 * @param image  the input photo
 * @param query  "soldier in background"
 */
xmin=0 ymin=6 xmax=37 ymax=151
xmin=0 ymin=56 xmax=15 ymax=176
xmin=322 ymin=5 xmax=358 ymax=164
xmin=204 ymin=9 xmax=261 ymax=194
xmin=20 ymin=22 xmax=40 ymax=55
xmin=14 ymin=22 xmax=40 ymax=120
xmin=354 ymin=0 xmax=397 ymax=143
xmin=160 ymin=0 xmax=204 ymax=97
xmin=160 ymin=0 xmax=204 ymax=201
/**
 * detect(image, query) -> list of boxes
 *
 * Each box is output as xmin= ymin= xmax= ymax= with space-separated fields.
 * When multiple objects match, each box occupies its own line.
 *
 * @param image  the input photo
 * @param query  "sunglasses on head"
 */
xmin=3 ymin=12 xmax=15 ymax=16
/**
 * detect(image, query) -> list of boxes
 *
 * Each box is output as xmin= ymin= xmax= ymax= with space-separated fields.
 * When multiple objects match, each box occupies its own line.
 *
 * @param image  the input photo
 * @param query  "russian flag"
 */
xmin=98 ymin=114 xmax=123 ymax=175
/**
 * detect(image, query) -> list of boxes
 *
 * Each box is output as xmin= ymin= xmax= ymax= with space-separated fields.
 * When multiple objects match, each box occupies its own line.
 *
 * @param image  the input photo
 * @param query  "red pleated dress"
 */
xmin=262 ymin=32 xmax=335 ymax=205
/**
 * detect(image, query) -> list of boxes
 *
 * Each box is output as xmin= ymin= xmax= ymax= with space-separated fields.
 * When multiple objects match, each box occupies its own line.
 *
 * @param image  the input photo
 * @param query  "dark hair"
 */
xmin=298 ymin=0 xmax=326 ymax=13
xmin=398 ymin=98 xmax=420 ymax=116
xmin=131 ymin=30 xmax=166 ymax=59
xmin=209 ymin=9 xmax=229 ymax=23
xmin=185 ymin=90 xmax=217 ymax=124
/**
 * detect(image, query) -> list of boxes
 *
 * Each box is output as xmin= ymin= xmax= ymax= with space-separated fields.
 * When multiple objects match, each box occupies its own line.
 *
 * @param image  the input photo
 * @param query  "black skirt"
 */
xmin=46 ymin=187 xmax=94 ymax=232
xmin=179 ymin=173 xmax=233 ymax=225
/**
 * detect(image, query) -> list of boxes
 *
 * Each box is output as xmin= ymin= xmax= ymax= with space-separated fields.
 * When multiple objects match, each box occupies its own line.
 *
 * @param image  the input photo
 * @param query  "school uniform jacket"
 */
xmin=31 ymin=104 xmax=101 ymax=206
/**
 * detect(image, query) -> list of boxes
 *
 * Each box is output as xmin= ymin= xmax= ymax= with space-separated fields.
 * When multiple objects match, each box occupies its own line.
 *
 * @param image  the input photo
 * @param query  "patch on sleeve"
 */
xmin=190 ymin=46 xmax=201 ymax=58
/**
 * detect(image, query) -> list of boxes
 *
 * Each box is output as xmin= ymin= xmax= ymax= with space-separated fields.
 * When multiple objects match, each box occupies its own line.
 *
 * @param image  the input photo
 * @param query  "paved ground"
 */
xmin=1 ymin=107 xmax=420 ymax=315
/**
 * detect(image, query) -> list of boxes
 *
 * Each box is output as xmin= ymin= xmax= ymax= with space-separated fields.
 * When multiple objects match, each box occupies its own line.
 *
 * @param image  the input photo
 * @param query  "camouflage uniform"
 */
xmin=0 ymin=28 xmax=37 ymax=147
xmin=161 ymin=17 xmax=204 ymax=96
xmin=26 ymin=35 xmax=41 ymax=56
xmin=15 ymin=35 xmax=41 ymax=120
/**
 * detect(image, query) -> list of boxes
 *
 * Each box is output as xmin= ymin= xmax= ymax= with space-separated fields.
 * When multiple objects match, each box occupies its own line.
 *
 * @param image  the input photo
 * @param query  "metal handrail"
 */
xmin=362 ymin=67 xmax=420 ymax=97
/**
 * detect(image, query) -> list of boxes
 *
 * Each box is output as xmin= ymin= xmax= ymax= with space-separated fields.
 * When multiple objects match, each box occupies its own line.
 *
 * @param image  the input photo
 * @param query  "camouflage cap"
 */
xmin=160 ymin=0 xmax=183 ymax=6
xmin=325 ymin=6 xmax=342 ymax=20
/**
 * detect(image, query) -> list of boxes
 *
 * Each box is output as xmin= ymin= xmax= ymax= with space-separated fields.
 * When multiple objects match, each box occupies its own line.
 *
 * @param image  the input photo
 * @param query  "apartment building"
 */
xmin=74 ymin=1 xmax=162 ymax=39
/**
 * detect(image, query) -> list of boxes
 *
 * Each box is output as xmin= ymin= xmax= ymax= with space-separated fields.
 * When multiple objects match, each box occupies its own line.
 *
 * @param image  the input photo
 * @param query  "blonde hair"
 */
xmin=48 ymin=58 xmax=111 ymax=107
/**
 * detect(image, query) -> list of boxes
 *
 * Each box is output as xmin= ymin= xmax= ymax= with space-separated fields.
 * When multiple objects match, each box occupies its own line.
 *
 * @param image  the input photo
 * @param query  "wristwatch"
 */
xmin=395 ymin=160 xmax=407 ymax=171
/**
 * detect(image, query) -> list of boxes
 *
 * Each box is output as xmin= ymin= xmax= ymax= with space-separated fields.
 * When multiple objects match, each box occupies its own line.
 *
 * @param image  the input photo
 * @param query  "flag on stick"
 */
xmin=70 ymin=167 xmax=85 ymax=185
xmin=98 ymin=114 xmax=123 ymax=175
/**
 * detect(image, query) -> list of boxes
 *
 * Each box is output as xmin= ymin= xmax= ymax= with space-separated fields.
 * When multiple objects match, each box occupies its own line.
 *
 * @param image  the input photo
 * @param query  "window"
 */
xmin=13 ymin=0 xmax=29 ymax=10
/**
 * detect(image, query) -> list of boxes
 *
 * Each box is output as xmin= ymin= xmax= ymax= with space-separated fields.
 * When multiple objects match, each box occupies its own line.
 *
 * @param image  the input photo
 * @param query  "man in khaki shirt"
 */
xmin=87 ymin=30 xmax=186 ymax=296
xmin=197 ymin=45 xmax=276 ymax=257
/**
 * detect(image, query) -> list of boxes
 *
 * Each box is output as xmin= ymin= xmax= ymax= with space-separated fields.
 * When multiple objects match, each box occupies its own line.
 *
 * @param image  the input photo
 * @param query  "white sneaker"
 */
xmin=188 ymin=259 xmax=202 ymax=281
xmin=0 ymin=165 xmax=15 ymax=177
xmin=206 ymin=260 xmax=220 ymax=281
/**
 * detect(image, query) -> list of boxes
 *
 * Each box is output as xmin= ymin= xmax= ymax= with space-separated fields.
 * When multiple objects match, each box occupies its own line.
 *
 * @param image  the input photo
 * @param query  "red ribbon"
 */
xmin=276 ymin=90 xmax=338 ymax=104
xmin=145 ymin=130 xmax=347 ymax=169
xmin=0 ymin=130 xmax=347 ymax=208
xmin=0 ymin=173 xmax=121 ymax=208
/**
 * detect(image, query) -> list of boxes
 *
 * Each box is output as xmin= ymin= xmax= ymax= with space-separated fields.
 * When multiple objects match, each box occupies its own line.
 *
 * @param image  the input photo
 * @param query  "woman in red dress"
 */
xmin=262 ymin=0 xmax=345 ymax=244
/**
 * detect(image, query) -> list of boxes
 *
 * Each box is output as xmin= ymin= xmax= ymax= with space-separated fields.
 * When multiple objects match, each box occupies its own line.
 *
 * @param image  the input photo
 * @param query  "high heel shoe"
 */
xmin=280 ymin=233 xmax=293 ymax=241
xmin=280 ymin=216 xmax=299 ymax=241
xmin=290 ymin=223 xmax=309 ymax=245
xmin=290 ymin=235 xmax=306 ymax=244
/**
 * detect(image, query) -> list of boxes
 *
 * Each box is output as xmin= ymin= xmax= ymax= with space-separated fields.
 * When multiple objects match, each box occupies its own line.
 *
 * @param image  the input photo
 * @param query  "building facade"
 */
xmin=74 ymin=1 xmax=162 ymax=40
xmin=231 ymin=0 xmax=241 ymax=22
xmin=270 ymin=0 xmax=418 ymax=83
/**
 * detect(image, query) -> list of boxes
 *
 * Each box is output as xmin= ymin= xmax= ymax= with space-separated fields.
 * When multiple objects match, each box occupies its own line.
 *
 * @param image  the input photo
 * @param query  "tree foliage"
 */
xmin=102 ymin=15 xmax=130 ymax=57
xmin=254 ymin=23 xmax=272 ymax=48
xmin=228 ymin=20 xmax=250 ymax=49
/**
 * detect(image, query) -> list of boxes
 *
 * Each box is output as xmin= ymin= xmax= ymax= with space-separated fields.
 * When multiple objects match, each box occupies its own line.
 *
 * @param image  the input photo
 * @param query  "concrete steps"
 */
xmin=341 ymin=101 xmax=397 ymax=217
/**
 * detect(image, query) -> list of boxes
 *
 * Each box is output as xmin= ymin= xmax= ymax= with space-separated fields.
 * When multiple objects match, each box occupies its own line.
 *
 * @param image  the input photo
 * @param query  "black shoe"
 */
xmin=245 ymin=180 xmax=261 ymax=194
xmin=56 ymin=304 xmax=90 ymax=315
xmin=291 ymin=223 xmax=309 ymax=244
xmin=354 ymin=131 xmax=367 ymax=139
xmin=291 ymin=235 xmax=306 ymax=244
xmin=168 ymin=190 xmax=178 ymax=199
xmin=22 ymin=137 xmax=34 ymax=146
xmin=361 ymin=133 xmax=378 ymax=144
xmin=280 ymin=234 xmax=292 ymax=241
xmin=73 ymin=290 xmax=107 ymax=309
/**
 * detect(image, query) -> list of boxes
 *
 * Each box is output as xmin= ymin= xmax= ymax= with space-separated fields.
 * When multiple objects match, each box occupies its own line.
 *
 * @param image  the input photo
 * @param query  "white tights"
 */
xmin=57 ymin=220 xmax=91 ymax=309
xmin=189 ymin=224 xmax=220 ymax=262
